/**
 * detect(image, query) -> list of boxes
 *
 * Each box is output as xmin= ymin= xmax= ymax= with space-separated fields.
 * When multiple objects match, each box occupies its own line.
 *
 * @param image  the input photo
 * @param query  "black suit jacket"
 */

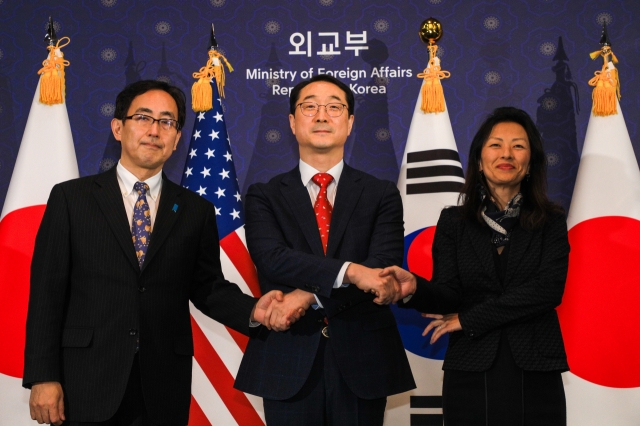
xmin=23 ymin=167 xmax=257 ymax=425
xmin=234 ymin=164 xmax=415 ymax=400
xmin=400 ymin=206 xmax=570 ymax=372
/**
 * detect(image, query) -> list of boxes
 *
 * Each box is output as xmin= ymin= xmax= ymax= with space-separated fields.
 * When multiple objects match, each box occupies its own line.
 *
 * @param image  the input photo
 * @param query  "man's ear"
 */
xmin=111 ymin=118 xmax=123 ymax=141
xmin=172 ymin=130 xmax=181 ymax=151
xmin=289 ymin=114 xmax=296 ymax=136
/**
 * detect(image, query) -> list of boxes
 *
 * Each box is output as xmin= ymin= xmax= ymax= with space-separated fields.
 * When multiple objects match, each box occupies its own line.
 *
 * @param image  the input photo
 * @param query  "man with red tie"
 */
xmin=235 ymin=74 xmax=415 ymax=425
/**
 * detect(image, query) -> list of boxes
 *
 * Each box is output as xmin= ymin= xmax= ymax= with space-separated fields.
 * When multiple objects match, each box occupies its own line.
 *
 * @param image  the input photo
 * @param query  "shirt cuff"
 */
xmin=312 ymin=295 xmax=323 ymax=309
xmin=335 ymin=262 xmax=351 ymax=288
xmin=314 ymin=262 xmax=352 ymax=310
xmin=249 ymin=320 xmax=261 ymax=327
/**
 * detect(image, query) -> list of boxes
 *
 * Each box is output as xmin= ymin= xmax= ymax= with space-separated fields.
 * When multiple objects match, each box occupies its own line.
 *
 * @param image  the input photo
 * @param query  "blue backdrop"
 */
xmin=1 ymin=0 xmax=639 ymax=214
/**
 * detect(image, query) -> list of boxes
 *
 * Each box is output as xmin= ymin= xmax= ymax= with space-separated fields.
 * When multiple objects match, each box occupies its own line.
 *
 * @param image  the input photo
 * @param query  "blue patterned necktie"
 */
xmin=132 ymin=181 xmax=151 ymax=268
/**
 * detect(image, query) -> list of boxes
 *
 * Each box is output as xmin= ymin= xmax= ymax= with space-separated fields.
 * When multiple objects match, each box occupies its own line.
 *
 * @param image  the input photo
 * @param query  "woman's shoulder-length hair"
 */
xmin=457 ymin=106 xmax=564 ymax=230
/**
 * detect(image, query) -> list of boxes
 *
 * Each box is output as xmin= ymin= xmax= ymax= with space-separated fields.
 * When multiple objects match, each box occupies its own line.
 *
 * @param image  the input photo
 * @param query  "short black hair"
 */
xmin=114 ymin=80 xmax=187 ymax=130
xmin=289 ymin=74 xmax=355 ymax=116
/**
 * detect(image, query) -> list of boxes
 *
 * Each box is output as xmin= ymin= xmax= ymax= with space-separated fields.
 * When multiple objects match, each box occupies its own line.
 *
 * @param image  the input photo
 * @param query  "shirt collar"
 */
xmin=299 ymin=159 xmax=344 ymax=187
xmin=116 ymin=161 xmax=163 ymax=200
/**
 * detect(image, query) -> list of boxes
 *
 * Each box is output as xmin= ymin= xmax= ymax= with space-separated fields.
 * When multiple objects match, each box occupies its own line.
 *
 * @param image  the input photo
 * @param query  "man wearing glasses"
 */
xmin=22 ymin=80 xmax=294 ymax=426
xmin=235 ymin=74 xmax=415 ymax=425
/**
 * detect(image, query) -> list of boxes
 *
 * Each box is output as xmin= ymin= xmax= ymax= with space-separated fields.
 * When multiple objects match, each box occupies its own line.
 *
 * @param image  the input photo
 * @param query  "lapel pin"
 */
xmin=172 ymin=204 xmax=179 ymax=212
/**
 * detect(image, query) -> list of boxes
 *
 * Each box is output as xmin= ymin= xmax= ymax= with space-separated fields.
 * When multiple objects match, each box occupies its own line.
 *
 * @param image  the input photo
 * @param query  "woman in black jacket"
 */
xmin=384 ymin=107 xmax=569 ymax=425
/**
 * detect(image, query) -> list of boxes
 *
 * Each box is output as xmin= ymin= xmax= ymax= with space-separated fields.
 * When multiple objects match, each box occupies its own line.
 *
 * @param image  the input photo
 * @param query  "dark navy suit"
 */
xmin=235 ymin=164 xmax=415 ymax=422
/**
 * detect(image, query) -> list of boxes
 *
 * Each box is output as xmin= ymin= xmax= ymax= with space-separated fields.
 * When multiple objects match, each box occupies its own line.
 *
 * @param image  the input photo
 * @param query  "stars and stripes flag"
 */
xmin=181 ymin=78 xmax=265 ymax=426
xmin=386 ymin=57 xmax=463 ymax=425
xmin=557 ymin=60 xmax=640 ymax=425
xmin=0 ymin=78 xmax=79 ymax=423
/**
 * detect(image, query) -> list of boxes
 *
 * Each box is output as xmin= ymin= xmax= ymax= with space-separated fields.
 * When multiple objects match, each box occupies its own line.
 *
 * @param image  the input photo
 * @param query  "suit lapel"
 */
xmin=326 ymin=165 xmax=363 ymax=258
xmin=142 ymin=174 xmax=184 ymax=272
xmin=467 ymin=221 xmax=499 ymax=284
xmin=281 ymin=168 xmax=325 ymax=257
xmin=92 ymin=167 xmax=140 ymax=272
xmin=504 ymin=225 xmax=532 ymax=285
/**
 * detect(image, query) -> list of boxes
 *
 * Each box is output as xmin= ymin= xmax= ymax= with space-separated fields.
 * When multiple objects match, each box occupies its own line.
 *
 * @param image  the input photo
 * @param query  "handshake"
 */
xmin=344 ymin=263 xmax=417 ymax=305
xmin=251 ymin=264 xmax=417 ymax=332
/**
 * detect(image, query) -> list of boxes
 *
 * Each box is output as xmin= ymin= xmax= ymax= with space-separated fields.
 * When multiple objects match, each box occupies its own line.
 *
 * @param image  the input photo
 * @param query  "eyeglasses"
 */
xmin=124 ymin=114 xmax=180 ymax=131
xmin=297 ymin=102 xmax=347 ymax=117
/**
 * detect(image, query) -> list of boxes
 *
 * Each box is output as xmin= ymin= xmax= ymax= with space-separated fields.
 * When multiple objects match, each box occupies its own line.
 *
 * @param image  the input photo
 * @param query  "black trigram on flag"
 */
xmin=410 ymin=395 xmax=443 ymax=426
xmin=405 ymin=149 xmax=464 ymax=195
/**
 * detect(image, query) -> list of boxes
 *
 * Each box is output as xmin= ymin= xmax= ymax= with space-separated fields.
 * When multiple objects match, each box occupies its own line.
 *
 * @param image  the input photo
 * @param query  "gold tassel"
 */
xmin=417 ymin=44 xmax=450 ymax=113
xmin=191 ymin=49 xmax=234 ymax=112
xmin=588 ymin=46 xmax=620 ymax=117
xmin=191 ymin=76 xmax=213 ymax=112
xmin=211 ymin=50 xmax=232 ymax=98
xmin=37 ymin=37 xmax=70 ymax=105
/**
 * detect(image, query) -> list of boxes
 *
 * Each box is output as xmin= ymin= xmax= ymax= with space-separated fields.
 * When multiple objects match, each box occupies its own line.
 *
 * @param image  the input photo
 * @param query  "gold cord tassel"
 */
xmin=191 ymin=50 xmax=233 ymax=112
xmin=37 ymin=37 xmax=70 ymax=105
xmin=417 ymin=44 xmax=450 ymax=113
xmin=588 ymin=47 xmax=620 ymax=117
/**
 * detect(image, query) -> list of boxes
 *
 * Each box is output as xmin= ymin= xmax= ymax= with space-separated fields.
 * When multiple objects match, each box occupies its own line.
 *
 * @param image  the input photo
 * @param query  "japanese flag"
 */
xmin=557 ymin=62 xmax=640 ymax=425
xmin=0 ymin=79 xmax=79 ymax=424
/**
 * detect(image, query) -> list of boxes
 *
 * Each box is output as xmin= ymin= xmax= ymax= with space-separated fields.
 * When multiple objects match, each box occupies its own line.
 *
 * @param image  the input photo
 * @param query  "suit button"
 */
xmin=129 ymin=329 xmax=137 ymax=336
xmin=138 ymin=287 xmax=146 ymax=293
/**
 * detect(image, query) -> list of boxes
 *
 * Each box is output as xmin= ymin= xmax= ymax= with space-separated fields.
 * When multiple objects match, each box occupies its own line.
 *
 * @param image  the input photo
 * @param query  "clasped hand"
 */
xmin=374 ymin=265 xmax=418 ymax=304
xmin=253 ymin=289 xmax=311 ymax=331
xmin=346 ymin=264 xmax=403 ymax=304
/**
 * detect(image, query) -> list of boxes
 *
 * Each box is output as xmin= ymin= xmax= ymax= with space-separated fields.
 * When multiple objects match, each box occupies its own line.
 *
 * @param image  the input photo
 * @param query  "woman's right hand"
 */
xmin=379 ymin=266 xmax=417 ymax=303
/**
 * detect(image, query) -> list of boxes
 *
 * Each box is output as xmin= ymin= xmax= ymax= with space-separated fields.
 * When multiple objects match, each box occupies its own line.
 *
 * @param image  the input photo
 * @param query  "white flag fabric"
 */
xmin=0 ymin=78 xmax=79 ymax=425
xmin=558 ymin=62 xmax=640 ymax=425
xmin=387 ymin=76 xmax=463 ymax=425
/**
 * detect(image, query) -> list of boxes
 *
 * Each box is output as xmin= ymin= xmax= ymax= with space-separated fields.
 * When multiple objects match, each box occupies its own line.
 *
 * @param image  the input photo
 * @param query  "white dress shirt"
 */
xmin=116 ymin=161 xmax=163 ymax=231
xmin=299 ymin=159 xmax=351 ymax=308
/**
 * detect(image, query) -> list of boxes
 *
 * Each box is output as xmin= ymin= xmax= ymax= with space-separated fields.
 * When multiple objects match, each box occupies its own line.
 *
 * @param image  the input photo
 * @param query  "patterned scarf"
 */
xmin=478 ymin=185 xmax=522 ymax=247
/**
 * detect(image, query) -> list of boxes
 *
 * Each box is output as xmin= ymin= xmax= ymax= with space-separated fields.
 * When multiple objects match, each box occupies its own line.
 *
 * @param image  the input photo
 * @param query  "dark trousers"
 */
xmin=263 ymin=335 xmax=387 ymax=426
xmin=68 ymin=354 xmax=164 ymax=426
xmin=442 ymin=335 xmax=566 ymax=426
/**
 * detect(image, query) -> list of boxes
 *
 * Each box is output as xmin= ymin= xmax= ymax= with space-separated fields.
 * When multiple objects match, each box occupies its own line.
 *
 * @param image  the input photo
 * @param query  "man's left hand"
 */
xmin=264 ymin=289 xmax=313 ymax=331
xmin=252 ymin=290 xmax=308 ymax=331
xmin=252 ymin=290 xmax=284 ymax=329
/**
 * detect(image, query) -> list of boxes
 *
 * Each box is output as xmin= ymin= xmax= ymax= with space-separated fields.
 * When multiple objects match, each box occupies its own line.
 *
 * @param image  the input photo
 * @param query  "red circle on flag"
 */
xmin=558 ymin=216 xmax=640 ymax=388
xmin=0 ymin=205 xmax=46 ymax=378
xmin=407 ymin=227 xmax=436 ymax=280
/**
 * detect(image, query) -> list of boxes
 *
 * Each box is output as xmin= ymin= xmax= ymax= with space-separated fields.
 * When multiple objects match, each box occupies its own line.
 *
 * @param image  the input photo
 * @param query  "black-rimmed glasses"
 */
xmin=124 ymin=114 xmax=181 ymax=131
xmin=297 ymin=102 xmax=347 ymax=117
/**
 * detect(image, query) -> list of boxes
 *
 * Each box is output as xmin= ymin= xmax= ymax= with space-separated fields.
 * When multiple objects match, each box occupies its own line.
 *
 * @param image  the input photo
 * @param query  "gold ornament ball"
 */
xmin=419 ymin=17 xmax=443 ymax=44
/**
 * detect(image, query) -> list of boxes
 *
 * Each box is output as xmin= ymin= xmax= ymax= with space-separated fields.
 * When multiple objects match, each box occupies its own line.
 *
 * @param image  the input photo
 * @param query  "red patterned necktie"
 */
xmin=312 ymin=173 xmax=334 ymax=254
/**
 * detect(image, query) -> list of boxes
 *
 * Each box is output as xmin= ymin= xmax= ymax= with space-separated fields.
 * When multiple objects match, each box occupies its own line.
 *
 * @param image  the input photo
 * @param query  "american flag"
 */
xmin=181 ymin=79 xmax=264 ymax=426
